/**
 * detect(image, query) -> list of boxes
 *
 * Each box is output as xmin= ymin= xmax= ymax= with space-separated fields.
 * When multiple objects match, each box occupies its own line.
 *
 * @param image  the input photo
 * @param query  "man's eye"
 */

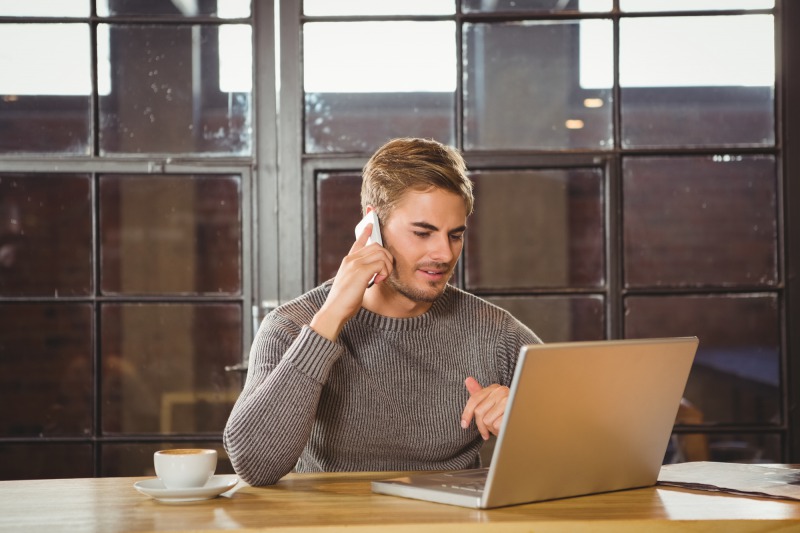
xmin=450 ymin=233 xmax=464 ymax=241
xmin=414 ymin=232 xmax=431 ymax=238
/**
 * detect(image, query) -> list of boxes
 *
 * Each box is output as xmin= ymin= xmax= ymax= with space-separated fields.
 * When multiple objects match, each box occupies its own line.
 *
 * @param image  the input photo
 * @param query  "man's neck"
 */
xmin=361 ymin=283 xmax=436 ymax=318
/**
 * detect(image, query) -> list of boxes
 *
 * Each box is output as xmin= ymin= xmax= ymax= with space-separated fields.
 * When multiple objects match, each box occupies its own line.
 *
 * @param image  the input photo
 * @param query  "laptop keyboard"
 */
xmin=442 ymin=468 xmax=489 ymax=492
xmin=446 ymin=480 xmax=486 ymax=492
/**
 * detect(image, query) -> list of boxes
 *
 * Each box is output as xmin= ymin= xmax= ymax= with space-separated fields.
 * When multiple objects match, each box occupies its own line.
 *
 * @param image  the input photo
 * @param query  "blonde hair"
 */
xmin=361 ymin=138 xmax=474 ymax=221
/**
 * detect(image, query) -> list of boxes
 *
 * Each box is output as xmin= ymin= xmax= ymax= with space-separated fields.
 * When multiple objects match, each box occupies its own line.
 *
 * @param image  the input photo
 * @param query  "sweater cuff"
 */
xmin=283 ymin=325 xmax=342 ymax=383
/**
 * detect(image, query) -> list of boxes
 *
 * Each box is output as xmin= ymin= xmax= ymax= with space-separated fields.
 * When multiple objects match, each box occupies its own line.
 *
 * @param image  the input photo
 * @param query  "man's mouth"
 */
xmin=417 ymin=263 xmax=451 ymax=280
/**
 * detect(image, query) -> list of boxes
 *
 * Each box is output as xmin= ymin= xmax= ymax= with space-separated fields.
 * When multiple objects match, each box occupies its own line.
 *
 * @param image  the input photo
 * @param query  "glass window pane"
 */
xmin=623 ymin=155 xmax=777 ymax=288
xmin=0 ymin=304 xmax=93 ymax=437
xmin=305 ymin=0 xmax=454 ymax=15
xmin=101 ymin=304 xmax=242 ymax=435
xmin=98 ymin=24 xmax=252 ymax=155
xmin=620 ymin=15 xmax=775 ymax=148
xmin=487 ymin=296 xmax=605 ymax=342
xmin=101 ymin=441 xmax=235 ymax=477
xmin=316 ymin=172 xmax=363 ymax=284
xmin=466 ymin=169 xmax=605 ymax=290
xmin=667 ymin=432 xmax=781 ymax=464
xmin=625 ymin=294 xmax=780 ymax=426
xmin=621 ymin=0 xmax=773 ymax=12
xmin=463 ymin=0 xmax=611 ymax=13
xmin=0 ymin=444 xmax=93 ymax=480
xmin=0 ymin=0 xmax=89 ymax=17
xmin=97 ymin=0 xmax=250 ymax=18
xmin=0 ymin=174 xmax=92 ymax=296
xmin=0 ymin=25 xmax=91 ymax=95
xmin=0 ymin=24 xmax=91 ymax=154
xmin=464 ymin=20 xmax=613 ymax=151
xmin=304 ymin=22 xmax=455 ymax=153
xmin=100 ymin=175 xmax=242 ymax=295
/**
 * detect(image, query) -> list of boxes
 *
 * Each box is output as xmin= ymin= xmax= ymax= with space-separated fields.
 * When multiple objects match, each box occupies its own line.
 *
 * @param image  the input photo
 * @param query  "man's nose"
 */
xmin=429 ymin=234 xmax=455 ymax=263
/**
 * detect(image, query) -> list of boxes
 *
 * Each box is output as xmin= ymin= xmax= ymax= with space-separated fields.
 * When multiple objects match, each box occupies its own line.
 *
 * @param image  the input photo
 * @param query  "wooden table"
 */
xmin=1 ymin=470 xmax=799 ymax=532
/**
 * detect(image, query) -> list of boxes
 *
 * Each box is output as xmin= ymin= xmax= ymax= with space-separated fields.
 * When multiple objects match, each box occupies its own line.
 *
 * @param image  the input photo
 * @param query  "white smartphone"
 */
xmin=354 ymin=210 xmax=383 ymax=247
xmin=354 ymin=211 xmax=383 ymax=287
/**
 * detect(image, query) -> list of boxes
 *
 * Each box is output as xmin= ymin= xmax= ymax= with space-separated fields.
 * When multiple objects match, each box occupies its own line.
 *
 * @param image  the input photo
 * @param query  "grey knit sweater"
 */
xmin=223 ymin=281 xmax=542 ymax=486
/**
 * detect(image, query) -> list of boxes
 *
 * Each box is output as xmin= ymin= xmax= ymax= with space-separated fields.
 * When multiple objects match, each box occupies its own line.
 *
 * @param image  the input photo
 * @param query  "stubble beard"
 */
xmin=385 ymin=262 xmax=453 ymax=303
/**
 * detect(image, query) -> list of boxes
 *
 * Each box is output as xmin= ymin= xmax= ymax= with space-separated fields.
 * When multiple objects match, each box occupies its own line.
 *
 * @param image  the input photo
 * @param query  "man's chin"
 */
xmin=387 ymin=277 xmax=447 ymax=304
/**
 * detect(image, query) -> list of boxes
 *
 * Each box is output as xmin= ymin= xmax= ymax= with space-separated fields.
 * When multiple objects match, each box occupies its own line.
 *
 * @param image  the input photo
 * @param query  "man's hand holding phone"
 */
xmin=354 ymin=211 xmax=383 ymax=287
xmin=309 ymin=209 xmax=393 ymax=341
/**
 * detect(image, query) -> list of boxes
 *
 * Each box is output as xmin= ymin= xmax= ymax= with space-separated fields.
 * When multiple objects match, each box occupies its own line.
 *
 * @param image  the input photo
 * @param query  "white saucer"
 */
xmin=134 ymin=474 xmax=239 ymax=503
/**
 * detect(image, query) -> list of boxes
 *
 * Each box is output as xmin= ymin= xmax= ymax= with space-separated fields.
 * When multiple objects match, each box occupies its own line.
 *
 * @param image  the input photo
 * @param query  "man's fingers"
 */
xmin=349 ymin=222 xmax=374 ymax=253
xmin=460 ymin=377 xmax=482 ymax=429
xmin=471 ymin=391 xmax=500 ymax=440
xmin=343 ymin=224 xmax=393 ymax=287
xmin=481 ymin=396 xmax=507 ymax=431
xmin=461 ymin=383 xmax=509 ymax=439
xmin=461 ymin=377 xmax=490 ymax=438
xmin=464 ymin=376 xmax=483 ymax=396
xmin=366 ymin=247 xmax=393 ymax=286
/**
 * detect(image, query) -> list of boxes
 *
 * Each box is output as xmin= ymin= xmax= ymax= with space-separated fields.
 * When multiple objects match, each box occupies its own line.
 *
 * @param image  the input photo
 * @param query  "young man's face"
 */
xmin=380 ymin=188 xmax=468 ymax=304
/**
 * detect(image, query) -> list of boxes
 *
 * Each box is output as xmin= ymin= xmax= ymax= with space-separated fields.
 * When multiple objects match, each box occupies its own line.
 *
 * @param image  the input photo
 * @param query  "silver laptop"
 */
xmin=371 ymin=337 xmax=698 ymax=509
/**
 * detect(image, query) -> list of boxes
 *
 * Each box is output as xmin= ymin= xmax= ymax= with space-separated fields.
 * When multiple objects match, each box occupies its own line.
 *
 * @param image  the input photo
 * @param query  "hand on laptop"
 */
xmin=460 ymin=377 xmax=509 ymax=440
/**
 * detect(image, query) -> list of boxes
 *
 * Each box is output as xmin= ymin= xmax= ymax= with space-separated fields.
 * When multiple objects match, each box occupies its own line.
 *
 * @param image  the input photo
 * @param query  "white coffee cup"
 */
xmin=154 ymin=448 xmax=217 ymax=489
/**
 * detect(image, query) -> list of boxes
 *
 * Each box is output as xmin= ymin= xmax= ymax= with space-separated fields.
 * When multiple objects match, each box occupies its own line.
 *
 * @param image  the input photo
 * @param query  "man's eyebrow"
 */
xmin=411 ymin=221 xmax=467 ymax=233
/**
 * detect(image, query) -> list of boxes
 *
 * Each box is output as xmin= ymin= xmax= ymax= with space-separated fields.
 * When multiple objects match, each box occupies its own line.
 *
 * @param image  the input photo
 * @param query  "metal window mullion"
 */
xmin=279 ymin=0 xmax=306 ymax=300
xmin=607 ymin=2 xmax=623 ymax=340
xmin=780 ymin=0 xmax=800 ymax=463
xmin=773 ymin=0 xmax=791 ymax=463
xmin=91 ymin=0 xmax=101 ymax=469
xmin=455 ymin=4 xmax=464 ymax=151
xmin=253 ymin=0 xmax=280 ymax=321
xmin=91 ymin=171 xmax=102 ymax=477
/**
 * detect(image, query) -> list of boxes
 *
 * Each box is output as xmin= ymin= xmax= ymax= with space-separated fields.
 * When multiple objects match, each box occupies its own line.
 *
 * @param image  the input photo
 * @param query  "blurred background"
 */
xmin=0 ymin=0 xmax=798 ymax=479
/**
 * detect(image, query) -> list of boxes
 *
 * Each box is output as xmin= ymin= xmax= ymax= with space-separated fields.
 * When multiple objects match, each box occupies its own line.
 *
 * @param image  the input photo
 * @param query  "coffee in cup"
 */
xmin=154 ymin=448 xmax=217 ymax=489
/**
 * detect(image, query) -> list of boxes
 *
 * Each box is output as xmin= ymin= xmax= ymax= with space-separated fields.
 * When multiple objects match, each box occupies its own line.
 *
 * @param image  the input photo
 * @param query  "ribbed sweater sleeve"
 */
xmin=223 ymin=282 xmax=542 ymax=486
xmin=223 ymin=288 xmax=342 ymax=485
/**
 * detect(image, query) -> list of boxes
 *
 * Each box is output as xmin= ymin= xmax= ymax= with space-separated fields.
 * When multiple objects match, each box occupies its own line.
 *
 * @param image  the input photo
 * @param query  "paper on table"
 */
xmin=657 ymin=461 xmax=800 ymax=501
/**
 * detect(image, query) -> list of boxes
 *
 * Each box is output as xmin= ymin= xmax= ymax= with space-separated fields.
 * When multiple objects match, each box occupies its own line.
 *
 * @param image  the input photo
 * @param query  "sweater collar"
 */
xmin=352 ymin=284 xmax=455 ymax=332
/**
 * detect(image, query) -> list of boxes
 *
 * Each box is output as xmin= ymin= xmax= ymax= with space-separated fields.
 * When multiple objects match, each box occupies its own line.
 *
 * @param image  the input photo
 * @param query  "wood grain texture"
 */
xmin=1 ymin=470 xmax=800 ymax=532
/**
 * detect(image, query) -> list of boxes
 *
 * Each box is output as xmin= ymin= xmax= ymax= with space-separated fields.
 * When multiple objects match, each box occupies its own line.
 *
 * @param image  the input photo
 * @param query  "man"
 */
xmin=224 ymin=138 xmax=542 ymax=486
